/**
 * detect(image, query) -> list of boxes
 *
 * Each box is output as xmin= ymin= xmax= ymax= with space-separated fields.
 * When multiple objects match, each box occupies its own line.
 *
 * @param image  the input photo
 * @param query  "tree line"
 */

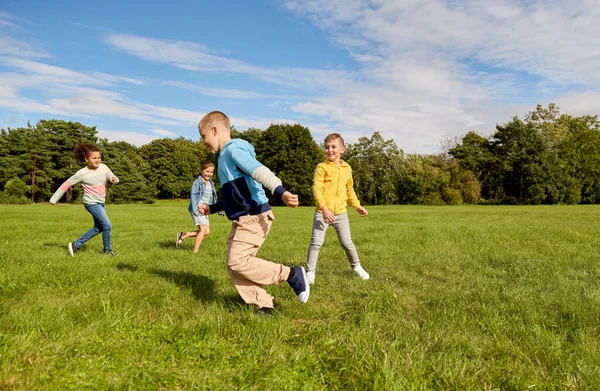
xmin=1 ymin=103 xmax=600 ymax=205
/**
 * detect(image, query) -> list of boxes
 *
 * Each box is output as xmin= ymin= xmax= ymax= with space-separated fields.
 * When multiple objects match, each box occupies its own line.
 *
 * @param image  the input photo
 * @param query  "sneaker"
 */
xmin=287 ymin=266 xmax=310 ymax=303
xmin=256 ymin=307 xmax=275 ymax=316
xmin=353 ymin=266 xmax=370 ymax=280
xmin=306 ymin=271 xmax=316 ymax=285
xmin=104 ymin=250 xmax=117 ymax=257
xmin=176 ymin=232 xmax=183 ymax=248
xmin=68 ymin=242 xmax=78 ymax=257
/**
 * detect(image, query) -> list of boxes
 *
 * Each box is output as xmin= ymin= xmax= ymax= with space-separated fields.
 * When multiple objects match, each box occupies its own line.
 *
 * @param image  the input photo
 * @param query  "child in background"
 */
xmin=306 ymin=133 xmax=370 ymax=284
xmin=197 ymin=110 xmax=309 ymax=315
xmin=176 ymin=161 xmax=218 ymax=253
xmin=49 ymin=143 xmax=119 ymax=256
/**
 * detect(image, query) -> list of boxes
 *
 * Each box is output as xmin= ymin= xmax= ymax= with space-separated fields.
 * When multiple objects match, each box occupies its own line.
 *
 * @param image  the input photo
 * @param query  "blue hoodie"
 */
xmin=209 ymin=139 xmax=286 ymax=220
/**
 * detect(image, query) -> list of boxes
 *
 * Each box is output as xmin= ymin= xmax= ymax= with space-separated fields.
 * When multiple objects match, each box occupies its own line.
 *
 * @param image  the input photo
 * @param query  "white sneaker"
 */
xmin=353 ymin=266 xmax=370 ymax=280
xmin=68 ymin=242 xmax=77 ymax=257
xmin=306 ymin=271 xmax=316 ymax=285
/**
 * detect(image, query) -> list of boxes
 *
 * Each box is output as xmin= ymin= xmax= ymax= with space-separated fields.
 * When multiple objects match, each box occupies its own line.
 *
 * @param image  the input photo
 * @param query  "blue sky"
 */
xmin=1 ymin=0 xmax=599 ymax=153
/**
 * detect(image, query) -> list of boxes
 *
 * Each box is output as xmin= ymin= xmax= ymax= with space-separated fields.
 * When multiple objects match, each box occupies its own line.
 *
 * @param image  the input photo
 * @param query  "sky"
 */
xmin=1 ymin=0 xmax=600 ymax=153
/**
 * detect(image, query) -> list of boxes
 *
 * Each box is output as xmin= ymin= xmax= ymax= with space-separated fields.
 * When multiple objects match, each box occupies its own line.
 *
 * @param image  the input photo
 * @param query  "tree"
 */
xmin=345 ymin=132 xmax=402 ymax=205
xmin=491 ymin=115 xmax=576 ymax=204
xmin=557 ymin=114 xmax=600 ymax=203
xmin=139 ymin=138 xmax=211 ymax=199
xmin=449 ymin=131 xmax=499 ymax=201
xmin=254 ymin=123 xmax=323 ymax=205
xmin=100 ymin=140 xmax=157 ymax=203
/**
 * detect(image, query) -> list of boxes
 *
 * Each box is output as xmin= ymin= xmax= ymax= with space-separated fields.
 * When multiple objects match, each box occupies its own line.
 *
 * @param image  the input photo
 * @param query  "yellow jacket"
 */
xmin=312 ymin=160 xmax=361 ymax=215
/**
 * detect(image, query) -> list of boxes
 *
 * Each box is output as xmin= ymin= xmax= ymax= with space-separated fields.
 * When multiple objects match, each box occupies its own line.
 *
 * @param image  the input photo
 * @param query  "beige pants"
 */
xmin=226 ymin=210 xmax=290 ymax=308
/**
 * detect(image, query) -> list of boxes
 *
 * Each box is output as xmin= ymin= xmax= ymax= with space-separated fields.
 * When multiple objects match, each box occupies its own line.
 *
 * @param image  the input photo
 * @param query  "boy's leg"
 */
xmin=331 ymin=213 xmax=360 ymax=268
xmin=306 ymin=212 xmax=328 ymax=274
xmin=226 ymin=211 xmax=291 ymax=308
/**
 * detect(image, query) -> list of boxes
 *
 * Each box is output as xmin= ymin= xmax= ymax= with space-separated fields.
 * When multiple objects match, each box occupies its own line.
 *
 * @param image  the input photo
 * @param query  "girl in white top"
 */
xmin=50 ymin=143 xmax=119 ymax=256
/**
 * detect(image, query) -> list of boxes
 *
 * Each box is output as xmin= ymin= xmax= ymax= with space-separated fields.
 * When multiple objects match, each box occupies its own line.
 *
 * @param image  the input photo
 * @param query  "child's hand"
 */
xmin=282 ymin=191 xmax=299 ymax=207
xmin=110 ymin=177 xmax=118 ymax=184
xmin=357 ymin=206 xmax=368 ymax=217
xmin=198 ymin=203 xmax=209 ymax=215
xmin=322 ymin=207 xmax=335 ymax=224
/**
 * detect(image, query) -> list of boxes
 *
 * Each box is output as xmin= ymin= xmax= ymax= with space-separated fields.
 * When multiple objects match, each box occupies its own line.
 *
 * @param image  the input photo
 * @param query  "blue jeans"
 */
xmin=75 ymin=203 xmax=112 ymax=251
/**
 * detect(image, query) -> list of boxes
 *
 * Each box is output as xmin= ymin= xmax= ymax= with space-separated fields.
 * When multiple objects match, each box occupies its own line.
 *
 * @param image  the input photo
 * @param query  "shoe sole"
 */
xmin=68 ymin=242 xmax=75 ymax=257
xmin=176 ymin=233 xmax=181 ymax=248
xmin=298 ymin=267 xmax=310 ymax=303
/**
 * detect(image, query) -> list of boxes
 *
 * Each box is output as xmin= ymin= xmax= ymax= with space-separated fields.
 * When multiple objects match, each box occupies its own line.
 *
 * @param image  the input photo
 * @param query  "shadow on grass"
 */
xmin=157 ymin=240 xmax=177 ymax=250
xmin=43 ymin=242 xmax=70 ymax=250
xmin=148 ymin=268 xmax=216 ymax=302
xmin=115 ymin=263 xmax=247 ymax=309
xmin=116 ymin=263 xmax=139 ymax=272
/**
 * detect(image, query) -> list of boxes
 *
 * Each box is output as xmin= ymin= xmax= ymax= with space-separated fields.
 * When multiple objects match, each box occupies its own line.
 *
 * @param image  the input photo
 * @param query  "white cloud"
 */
xmin=0 ymin=12 xmax=48 ymax=59
xmin=96 ymin=129 xmax=161 ymax=147
xmin=163 ymin=81 xmax=271 ymax=99
xmin=276 ymin=0 xmax=600 ymax=152
xmin=104 ymin=33 xmax=356 ymax=92
xmin=0 ymin=58 xmax=196 ymax=127
xmin=150 ymin=128 xmax=177 ymax=137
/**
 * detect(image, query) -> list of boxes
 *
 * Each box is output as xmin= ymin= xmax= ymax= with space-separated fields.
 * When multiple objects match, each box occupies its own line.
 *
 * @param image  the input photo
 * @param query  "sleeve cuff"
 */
xmin=273 ymin=185 xmax=286 ymax=200
xmin=209 ymin=201 xmax=223 ymax=214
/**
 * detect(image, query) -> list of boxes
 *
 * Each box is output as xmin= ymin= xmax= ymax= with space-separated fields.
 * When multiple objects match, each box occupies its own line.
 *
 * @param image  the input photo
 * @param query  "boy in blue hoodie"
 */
xmin=197 ymin=111 xmax=309 ymax=315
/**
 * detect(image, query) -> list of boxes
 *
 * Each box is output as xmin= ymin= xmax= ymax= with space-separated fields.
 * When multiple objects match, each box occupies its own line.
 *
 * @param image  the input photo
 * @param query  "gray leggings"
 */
xmin=306 ymin=212 xmax=360 ymax=273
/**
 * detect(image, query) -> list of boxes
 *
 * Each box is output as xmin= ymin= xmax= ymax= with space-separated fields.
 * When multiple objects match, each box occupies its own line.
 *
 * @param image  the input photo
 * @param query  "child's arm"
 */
xmin=312 ymin=165 xmax=335 ymax=223
xmin=49 ymin=171 xmax=83 ymax=204
xmin=105 ymin=165 xmax=119 ymax=184
xmin=190 ymin=179 xmax=201 ymax=216
xmin=231 ymin=147 xmax=299 ymax=207
xmin=312 ymin=165 xmax=327 ymax=211
xmin=347 ymin=169 xmax=368 ymax=216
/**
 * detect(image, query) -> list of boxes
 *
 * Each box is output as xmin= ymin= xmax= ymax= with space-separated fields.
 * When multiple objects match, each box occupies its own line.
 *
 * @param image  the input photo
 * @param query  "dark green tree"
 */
xmin=100 ymin=140 xmax=157 ymax=203
xmin=139 ymin=138 xmax=211 ymax=199
xmin=344 ymin=132 xmax=402 ymax=205
xmin=449 ymin=131 xmax=500 ymax=201
xmin=254 ymin=123 xmax=323 ymax=206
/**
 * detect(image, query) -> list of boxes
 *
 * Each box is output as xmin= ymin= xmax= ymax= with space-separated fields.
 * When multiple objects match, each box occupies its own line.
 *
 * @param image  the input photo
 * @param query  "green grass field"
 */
xmin=1 ymin=203 xmax=600 ymax=390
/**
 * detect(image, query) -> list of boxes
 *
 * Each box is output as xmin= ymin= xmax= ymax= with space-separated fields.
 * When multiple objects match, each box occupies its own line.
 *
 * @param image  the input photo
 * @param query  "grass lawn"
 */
xmin=1 ymin=203 xmax=600 ymax=390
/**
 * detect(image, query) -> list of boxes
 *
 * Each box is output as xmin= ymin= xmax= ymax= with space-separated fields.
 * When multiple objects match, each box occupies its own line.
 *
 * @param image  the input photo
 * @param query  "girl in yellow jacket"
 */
xmin=306 ymin=133 xmax=370 ymax=284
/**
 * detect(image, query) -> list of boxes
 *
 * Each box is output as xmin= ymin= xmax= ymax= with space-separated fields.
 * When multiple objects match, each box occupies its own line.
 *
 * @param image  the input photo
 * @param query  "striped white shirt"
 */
xmin=50 ymin=164 xmax=119 ymax=205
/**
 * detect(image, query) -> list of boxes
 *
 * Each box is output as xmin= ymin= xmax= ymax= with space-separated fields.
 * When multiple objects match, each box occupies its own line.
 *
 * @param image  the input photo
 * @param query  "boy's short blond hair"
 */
xmin=324 ymin=133 xmax=345 ymax=147
xmin=199 ymin=111 xmax=230 ymax=131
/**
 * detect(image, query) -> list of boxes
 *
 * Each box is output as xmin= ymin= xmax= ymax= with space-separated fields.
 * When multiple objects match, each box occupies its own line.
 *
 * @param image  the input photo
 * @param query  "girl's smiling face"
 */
xmin=201 ymin=166 xmax=214 ymax=181
xmin=86 ymin=151 xmax=102 ymax=169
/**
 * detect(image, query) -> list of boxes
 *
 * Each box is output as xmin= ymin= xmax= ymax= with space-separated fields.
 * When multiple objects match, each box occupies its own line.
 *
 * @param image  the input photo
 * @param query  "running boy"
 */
xmin=306 ymin=133 xmax=370 ymax=284
xmin=197 ymin=111 xmax=309 ymax=315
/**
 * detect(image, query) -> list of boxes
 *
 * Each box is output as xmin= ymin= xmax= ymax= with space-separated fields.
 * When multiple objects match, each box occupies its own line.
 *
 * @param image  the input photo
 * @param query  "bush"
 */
xmin=418 ymin=193 xmax=444 ymax=206
xmin=442 ymin=188 xmax=463 ymax=205
xmin=7 ymin=195 xmax=29 ymax=204
xmin=5 ymin=177 xmax=29 ymax=198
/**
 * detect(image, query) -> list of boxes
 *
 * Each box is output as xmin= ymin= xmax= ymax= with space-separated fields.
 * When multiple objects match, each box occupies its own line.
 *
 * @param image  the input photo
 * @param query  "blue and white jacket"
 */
xmin=189 ymin=177 xmax=218 ymax=217
xmin=209 ymin=139 xmax=287 ymax=220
